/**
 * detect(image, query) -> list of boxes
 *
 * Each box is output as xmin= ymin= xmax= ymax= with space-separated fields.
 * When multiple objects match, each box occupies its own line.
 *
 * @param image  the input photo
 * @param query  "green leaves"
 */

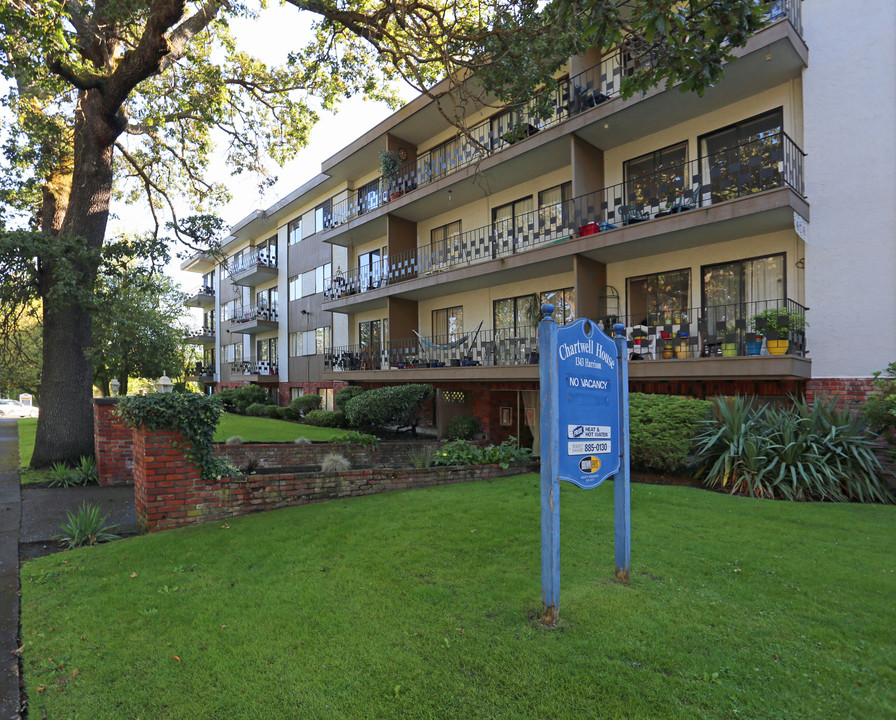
xmin=117 ymin=392 xmax=228 ymax=481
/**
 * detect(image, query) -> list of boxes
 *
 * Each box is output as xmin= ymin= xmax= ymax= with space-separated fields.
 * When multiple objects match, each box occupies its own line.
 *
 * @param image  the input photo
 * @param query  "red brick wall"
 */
xmin=215 ymin=440 xmax=444 ymax=471
xmin=805 ymin=378 xmax=876 ymax=409
xmin=133 ymin=424 xmax=539 ymax=532
xmin=631 ymin=378 xmax=806 ymax=399
xmin=93 ymin=399 xmax=133 ymax=486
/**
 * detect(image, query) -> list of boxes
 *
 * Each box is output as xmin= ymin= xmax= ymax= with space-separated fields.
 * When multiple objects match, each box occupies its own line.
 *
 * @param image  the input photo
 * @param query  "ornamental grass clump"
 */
xmin=56 ymin=502 xmax=120 ymax=549
xmin=320 ymin=452 xmax=351 ymax=473
xmin=694 ymin=395 xmax=893 ymax=503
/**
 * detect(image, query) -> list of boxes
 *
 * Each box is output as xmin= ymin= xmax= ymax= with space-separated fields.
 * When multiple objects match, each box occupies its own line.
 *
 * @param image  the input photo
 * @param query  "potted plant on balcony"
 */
xmin=749 ymin=308 xmax=807 ymax=355
xmin=379 ymin=150 xmax=403 ymax=200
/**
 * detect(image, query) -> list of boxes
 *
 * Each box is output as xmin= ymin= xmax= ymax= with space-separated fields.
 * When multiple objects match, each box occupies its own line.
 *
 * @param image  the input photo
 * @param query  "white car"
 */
xmin=0 ymin=399 xmax=39 ymax=418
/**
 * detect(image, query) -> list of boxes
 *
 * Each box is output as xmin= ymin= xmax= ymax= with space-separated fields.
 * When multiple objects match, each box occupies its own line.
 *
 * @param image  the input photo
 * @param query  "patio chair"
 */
xmin=619 ymin=205 xmax=650 ymax=225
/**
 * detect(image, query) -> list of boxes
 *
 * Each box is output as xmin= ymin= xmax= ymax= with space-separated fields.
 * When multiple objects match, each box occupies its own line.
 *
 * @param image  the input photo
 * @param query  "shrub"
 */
xmin=216 ymin=385 xmax=269 ymax=414
xmin=864 ymin=361 xmax=896 ymax=453
xmin=694 ymin=395 xmax=893 ymax=503
xmin=294 ymin=437 xmax=311 ymax=445
xmin=345 ymin=384 xmax=433 ymax=432
xmin=245 ymin=403 xmax=269 ymax=417
xmin=447 ymin=415 xmax=479 ymax=440
xmin=304 ymin=410 xmax=348 ymax=428
xmin=56 ymin=503 xmax=120 ymax=549
xmin=264 ymin=405 xmax=284 ymax=419
xmin=335 ymin=385 xmax=365 ymax=410
xmin=628 ymin=393 xmax=713 ymax=473
xmin=290 ymin=394 xmax=322 ymax=417
xmin=432 ymin=437 xmax=531 ymax=468
xmin=321 ymin=452 xmax=351 ymax=473
xmin=335 ymin=431 xmax=378 ymax=448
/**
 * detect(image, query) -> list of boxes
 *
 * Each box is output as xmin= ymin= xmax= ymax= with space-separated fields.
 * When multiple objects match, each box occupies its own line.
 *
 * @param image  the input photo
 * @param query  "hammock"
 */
xmin=413 ymin=321 xmax=483 ymax=351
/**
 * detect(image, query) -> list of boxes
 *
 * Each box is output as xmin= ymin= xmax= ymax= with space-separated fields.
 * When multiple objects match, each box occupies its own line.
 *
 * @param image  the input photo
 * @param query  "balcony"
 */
xmin=324 ymin=133 xmax=807 ymax=309
xmin=186 ymin=327 xmax=216 ymax=344
xmin=228 ymin=249 xmax=278 ymax=287
xmin=186 ymin=362 xmax=216 ymax=383
xmin=229 ymin=357 xmax=279 ymax=383
xmin=322 ymin=298 xmax=809 ymax=383
xmin=184 ymin=285 xmax=215 ymax=308
xmin=228 ymin=303 xmax=279 ymax=335
xmin=317 ymin=1 xmax=804 ymax=243
xmin=180 ymin=250 xmax=216 ymax=273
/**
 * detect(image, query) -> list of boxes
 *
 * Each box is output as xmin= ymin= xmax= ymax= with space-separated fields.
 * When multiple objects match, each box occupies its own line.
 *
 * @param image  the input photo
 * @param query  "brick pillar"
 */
xmin=133 ymin=426 xmax=204 ymax=533
xmin=93 ymin=399 xmax=134 ymax=485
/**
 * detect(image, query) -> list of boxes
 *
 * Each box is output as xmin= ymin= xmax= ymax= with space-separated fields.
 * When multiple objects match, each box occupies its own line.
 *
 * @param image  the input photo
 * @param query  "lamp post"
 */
xmin=156 ymin=373 xmax=174 ymax=393
xmin=109 ymin=378 xmax=120 ymax=396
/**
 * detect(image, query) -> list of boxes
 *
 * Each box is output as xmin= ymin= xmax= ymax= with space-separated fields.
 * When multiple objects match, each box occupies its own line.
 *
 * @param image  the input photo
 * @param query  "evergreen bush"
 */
xmin=447 ymin=415 xmax=479 ymax=440
xmin=345 ymin=384 xmax=433 ymax=432
xmin=216 ymin=385 xmax=269 ymax=414
xmin=335 ymin=385 xmax=365 ymax=409
xmin=628 ymin=393 xmax=713 ymax=473
xmin=289 ymin=394 xmax=322 ymax=417
xmin=864 ymin=361 xmax=896 ymax=455
xmin=304 ymin=410 xmax=348 ymax=428
xmin=245 ymin=403 xmax=269 ymax=417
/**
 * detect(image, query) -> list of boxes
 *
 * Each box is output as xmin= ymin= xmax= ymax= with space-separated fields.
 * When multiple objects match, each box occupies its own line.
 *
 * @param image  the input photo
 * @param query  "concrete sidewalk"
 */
xmin=0 ymin=419 xmax=21 ymax=719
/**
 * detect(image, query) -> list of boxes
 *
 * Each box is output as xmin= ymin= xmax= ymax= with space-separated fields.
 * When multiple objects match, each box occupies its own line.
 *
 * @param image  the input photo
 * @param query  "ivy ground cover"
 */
xmin=21 ymin=475 xmax=895 ymax=719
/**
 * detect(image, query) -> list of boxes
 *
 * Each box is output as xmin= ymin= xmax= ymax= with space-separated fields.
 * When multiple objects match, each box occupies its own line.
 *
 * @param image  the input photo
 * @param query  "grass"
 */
xmin=20 ymin=476 xmax=896 ymax=719
xmin=213 ymin=412 xmax=352 ymax=443
xmin=16 ymin=413 xmax=351 ymax=484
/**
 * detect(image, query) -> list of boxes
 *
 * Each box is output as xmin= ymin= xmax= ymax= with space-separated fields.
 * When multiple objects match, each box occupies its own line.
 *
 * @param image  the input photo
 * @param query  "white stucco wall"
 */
xmin=803 ymin=1 xmax=896 ymax=378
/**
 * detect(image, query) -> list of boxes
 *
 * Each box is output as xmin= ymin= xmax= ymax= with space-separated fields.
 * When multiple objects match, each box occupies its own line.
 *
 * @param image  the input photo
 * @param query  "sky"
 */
xmin=108 ymin=2 xmax=418 ymax=297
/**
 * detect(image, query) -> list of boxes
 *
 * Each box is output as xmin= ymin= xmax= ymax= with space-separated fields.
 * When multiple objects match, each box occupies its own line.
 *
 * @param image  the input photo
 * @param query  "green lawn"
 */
xmin=20 ymin=476 xmax=896 ymax=719
xmin=213 ymin=412 xmax=352 ymax=443
xmin=16 ymin=413 xmax=350 ymax=483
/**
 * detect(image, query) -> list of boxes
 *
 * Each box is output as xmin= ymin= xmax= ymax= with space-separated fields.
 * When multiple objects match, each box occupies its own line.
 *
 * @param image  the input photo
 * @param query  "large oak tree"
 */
xmin=0 ymin=0 xmax=767 ymax=467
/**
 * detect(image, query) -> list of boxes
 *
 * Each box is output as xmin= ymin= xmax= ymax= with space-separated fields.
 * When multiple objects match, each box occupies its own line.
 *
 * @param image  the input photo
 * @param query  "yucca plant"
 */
xmin=48 ymin=461 xmax=80 ymax=488
xmin=56 ymin=503 xmax=120 ymax=549
xmin=75 ymin=455 xmax=99 ymax=485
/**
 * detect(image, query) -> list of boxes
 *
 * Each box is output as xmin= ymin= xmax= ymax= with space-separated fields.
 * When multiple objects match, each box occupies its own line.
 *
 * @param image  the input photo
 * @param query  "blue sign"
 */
xmin=555 ymin=318 xmax=620 ymax=489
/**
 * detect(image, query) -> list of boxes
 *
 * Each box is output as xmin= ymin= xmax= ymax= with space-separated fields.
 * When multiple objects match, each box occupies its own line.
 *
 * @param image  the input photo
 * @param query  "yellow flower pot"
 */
xmin=766 ymin=340 xmax=789 ymax=355
xmin=722 ymin=342 xmax=738 ymax=357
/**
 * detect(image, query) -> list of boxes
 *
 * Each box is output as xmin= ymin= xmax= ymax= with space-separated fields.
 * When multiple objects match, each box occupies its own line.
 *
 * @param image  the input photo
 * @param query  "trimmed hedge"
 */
xmin=290 ymin=394 xmax=322 ymax=417
xmin=345 ymin=384 xmax=433 ymax=432
xmin=335 ymin=385 xmax=365 ymax=410
xmin=304 ymin=410 xmax=348 ymax=428
xmin=628 ymin=393 xmax=713 ymax=473
xmin=216 ymin=385 xmax=269 ymax=414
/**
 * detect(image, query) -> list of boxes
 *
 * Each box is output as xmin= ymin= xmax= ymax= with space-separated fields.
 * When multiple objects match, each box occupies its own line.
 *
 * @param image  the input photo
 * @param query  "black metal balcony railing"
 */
xmin=323 ymin=298 xmax=807 ymax=373
xmin=189 ymin=284 xmax=214 ymax=298
xmin=228 ymin=248 xmax=278 ymax=277
xmin=326 ymin=328 xmax=540 ymax=371
xmin=319 ymin=1 xmax=802 ymax=231
xmin=187 ymin=326 xmax=216 ymax=339
xmin=230 ymin=303 xmax=279 ymax=324
xmin=602 ymin=297 xmax=808 ymax=359
xmin=326 ymin=132 xmax=806 ymax=298
xmin=190 ymin=362 xmax=215 ymax=378
xmin=230 ymin=357 xmax=279 ymax=376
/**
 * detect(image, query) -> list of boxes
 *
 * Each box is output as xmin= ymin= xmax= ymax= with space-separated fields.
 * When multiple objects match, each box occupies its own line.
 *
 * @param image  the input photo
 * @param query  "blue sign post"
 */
xmin=539 ymin=305 xmax=630 ymax=625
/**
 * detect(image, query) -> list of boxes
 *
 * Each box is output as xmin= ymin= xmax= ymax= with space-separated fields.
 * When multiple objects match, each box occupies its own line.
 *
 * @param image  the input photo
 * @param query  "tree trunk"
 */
xmin=31 ymin=89 xmax=117 ymax=467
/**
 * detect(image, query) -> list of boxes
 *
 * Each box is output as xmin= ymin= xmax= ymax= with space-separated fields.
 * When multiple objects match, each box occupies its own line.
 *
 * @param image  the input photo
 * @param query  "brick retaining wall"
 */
xmin=132 ymin=422 xmax=539 ymax=532
xmin=805 ymin=377 xmax=876 ymax=409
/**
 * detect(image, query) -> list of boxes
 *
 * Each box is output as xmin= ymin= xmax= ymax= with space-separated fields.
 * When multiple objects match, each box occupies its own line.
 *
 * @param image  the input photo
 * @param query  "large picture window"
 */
xmin=430 ymin=221 xmax=461 ymax=270
xmin=700 ymin=109 xmax=783 ymax=201
xmin=624 ymin=141 xmax=687 ymax=207
xmin=540 ymin=288 xmax=576 ymax=325
xmin=627 ymin=269 xmax=690 ymax=326
xmin=494 ymin=295 xmax=538 ymax=339
xmin=702 ymin=253 xmax=785 ymax=332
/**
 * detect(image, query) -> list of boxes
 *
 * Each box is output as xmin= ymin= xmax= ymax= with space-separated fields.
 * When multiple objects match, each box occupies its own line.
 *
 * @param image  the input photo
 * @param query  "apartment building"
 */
xmin=182 ymin=0 xmax=896 ymax=442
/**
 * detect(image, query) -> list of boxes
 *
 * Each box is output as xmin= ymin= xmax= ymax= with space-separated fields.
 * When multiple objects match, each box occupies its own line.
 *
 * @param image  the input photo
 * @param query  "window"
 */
xmin=256 ymin=287 xmax=278 ymax=310
xmin=626 ymin=270 xmax=690 ymax=326
xmin=700 ymin=109 xmax=783 ymax=200
xmin=315 ymin=263 xmax=332 ymax=295
xmin=493 ymin=295 xmax=538 ymax=338
xmin=288 ymin=275 xmax=301 ymax=302
xmin=624 ymin=142 xmax=687 ymax=207
xmin=256 ymin=338 xmax=278 ymax=364
xmin=492 ymin=196 xmax=534 ymax=252
xmin=290 ymin=387 xmax=304 ymax=401
xmin=702 ymin=254 xmax=785 ymax=333
xmin=221 ymin=299 xmax=238 ymax=322
xmin=358 ymin=250 xmax=384 ymax=290
xmin=288 ymin=218 xmax=302 ymax=245
xmin=428 ymin=221 xmax=461 ymax=270
xmin=315 ymin=326 xmax=331 ymax=355
xmin=538 ymin=183 xmax=571 ymax=230
xmin=319 ymin=388 xmax=335 ymax=411
xmin=260 ymin=235 xmax=277 ymax=267
xmin=301 ymin=269 xmax=315 ymax=297
xmin=314 ymin=199 xmax=332 ymax=233
xmin=431 ymin=306 xmax=463 ymax=343
xmin=359 ymin=320 xmax=382 ymax=350
xmin=223 ymin=343 xmax=242 ymax=363
xmin=357 ymin=180 xmax=380 ymax=215
xmin=540 ymin=287 xmax=576 ymax=325
xmin=290 ymin=330 xmax=318 ymax=357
